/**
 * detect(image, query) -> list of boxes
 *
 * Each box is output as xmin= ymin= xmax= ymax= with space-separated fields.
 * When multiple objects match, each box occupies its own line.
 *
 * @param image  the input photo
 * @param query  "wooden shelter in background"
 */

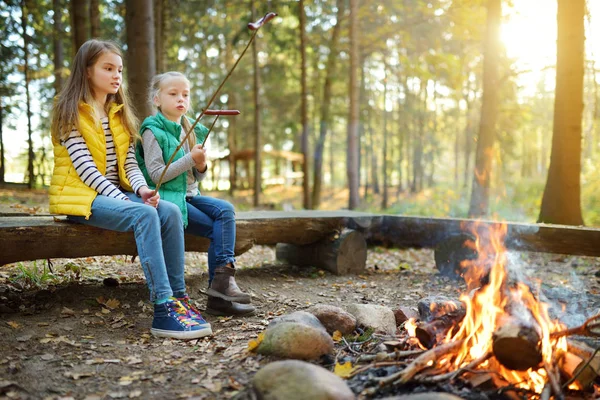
xmin=211 ymin=149 xmax=304 ymax=189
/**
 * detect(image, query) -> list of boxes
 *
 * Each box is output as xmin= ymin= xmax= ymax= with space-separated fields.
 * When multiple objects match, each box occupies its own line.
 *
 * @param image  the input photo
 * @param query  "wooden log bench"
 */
xmin=1 ymin=211 xmax=600 ymax=275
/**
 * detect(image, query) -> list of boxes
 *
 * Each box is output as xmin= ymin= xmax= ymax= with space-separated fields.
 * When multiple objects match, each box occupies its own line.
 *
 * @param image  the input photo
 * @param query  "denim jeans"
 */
xmin=69 ymin=193 xmax=187 ymax=301
xmin=185 ymin=195 xmax=236 ymax=283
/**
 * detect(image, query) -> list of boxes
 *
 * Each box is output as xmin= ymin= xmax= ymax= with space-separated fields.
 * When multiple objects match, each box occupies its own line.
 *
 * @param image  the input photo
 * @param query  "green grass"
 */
xmin=9 ymin=260 xmax=57 ymax=288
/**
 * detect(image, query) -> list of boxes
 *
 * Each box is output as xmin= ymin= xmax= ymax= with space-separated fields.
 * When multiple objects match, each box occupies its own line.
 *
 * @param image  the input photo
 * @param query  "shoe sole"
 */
xmin=206 ymin=288 xmax=252 ymax=304
xmin=151 ymin=325 xmax=213 ymax=340
xmin=205 ymin=307 xmax=255 ymax=317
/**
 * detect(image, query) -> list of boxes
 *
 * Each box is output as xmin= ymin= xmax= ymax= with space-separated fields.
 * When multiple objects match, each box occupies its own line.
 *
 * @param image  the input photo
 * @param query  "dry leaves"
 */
xmin=247 ymin=332 xmax=265 ymax=352
xmin=6 ymin=321 xmax=20 ymax=329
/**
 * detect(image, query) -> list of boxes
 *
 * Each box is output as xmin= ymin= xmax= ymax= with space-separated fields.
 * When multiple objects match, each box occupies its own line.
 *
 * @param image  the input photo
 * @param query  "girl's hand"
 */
xmin=191 ymin=144 xmax=207 ymax=171
xmin=139 ymin=186 xmax=160 ymax=208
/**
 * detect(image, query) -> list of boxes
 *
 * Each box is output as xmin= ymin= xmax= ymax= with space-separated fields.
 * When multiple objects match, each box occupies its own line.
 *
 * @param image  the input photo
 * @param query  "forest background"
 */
xmin=1 ymin=0 xmax=599 ymax=227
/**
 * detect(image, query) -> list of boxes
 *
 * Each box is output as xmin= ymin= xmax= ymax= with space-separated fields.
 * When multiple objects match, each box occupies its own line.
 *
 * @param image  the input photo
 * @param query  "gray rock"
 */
xmin=346 ymin=304 xmax=396 ymax=335
xmin=307 ymin=304 xmax=357 ymax=335
xmin=253 ymin=360 xmax=355 ymax=400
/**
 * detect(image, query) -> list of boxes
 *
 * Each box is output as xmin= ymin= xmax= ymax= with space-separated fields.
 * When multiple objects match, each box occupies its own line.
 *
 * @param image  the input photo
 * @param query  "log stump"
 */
xmin=275 ymin=229 xmax=367 ymax=275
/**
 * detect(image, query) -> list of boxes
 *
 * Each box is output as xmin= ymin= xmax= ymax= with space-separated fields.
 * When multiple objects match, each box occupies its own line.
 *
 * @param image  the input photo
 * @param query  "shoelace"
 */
xmin=168 ymin=299 xmax=199 ymax=326
xmin=178 ymin=296 xmax=206 ymax=321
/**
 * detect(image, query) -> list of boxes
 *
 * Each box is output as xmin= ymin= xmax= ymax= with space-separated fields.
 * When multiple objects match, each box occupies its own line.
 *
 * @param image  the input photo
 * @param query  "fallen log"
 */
xmin=3 ymin=210 xmax=600 ymax=267
xmin=0 ymin=211 xmax=346 ymax=266
xmin=275 ymin=229 xmax=367 ymax=275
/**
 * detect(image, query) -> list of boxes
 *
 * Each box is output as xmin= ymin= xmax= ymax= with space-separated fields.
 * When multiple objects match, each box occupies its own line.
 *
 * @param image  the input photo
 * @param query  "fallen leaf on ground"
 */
xmin=247 ymin=332 xmax=264 ymax=352
xmin=334 ymin=361 xmax=356 ymax=378
xmin=332 ymin=330 xmax=343 ymax=342
xmin=6 ymin=321 xmax=20 ymax=329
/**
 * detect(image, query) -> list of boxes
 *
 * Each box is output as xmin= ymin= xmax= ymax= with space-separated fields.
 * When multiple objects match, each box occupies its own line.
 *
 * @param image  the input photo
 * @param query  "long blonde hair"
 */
xmin=149 ymin=71 xmax=196 ymax=148
xmin=51 ymin=39 xmax=139 ymax=143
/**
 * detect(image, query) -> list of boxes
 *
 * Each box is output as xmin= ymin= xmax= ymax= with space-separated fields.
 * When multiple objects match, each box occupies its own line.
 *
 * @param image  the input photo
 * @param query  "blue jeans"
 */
xmin=185 ymin=195 xmax=236 ymax=284
xmin=69 ymin=193 xmax=187 ymax=302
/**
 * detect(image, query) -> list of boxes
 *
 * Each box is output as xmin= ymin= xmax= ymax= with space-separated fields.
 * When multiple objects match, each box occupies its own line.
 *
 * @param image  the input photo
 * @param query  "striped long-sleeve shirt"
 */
xmin=61 ymin=117 xmax=147 ymax=200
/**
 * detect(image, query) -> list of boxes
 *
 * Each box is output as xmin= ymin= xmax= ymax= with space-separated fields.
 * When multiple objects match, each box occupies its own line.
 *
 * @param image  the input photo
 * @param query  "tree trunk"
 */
xmin=52 ymin=0 xmax=65 ymax=94
xmin=382 ymin=62 xmax=389 ymax=209
xmin=468 ymin=0 xmax=501 ymax=217
xmin=0 ymin=103 xmax=4 ymax=184
xmin=125 ymin=0 xmax=155 ymax=120
xmin=251 ymin=1 xmax=262 ymax=207
xmin=154 ymin=0 xmax=165 ymax=73
xmin=538 ymin=0 xmax=585 ymax=225
xmin=299 ymin=0 xmax=310 ymax=209
xmin=226 ymin=40 xmax=238 ymax=195
xmin=89 ymin=0 xmax=99 ymax=38
xmin=312 ymin=0 xmax=343 ymax=209
xmin=70 ymin=0 xmax=89 ymax=53
xmin=347 ymin=0 xmax=359 ymax=210
xmin=21 ymin=0 xmax=34 ymax=188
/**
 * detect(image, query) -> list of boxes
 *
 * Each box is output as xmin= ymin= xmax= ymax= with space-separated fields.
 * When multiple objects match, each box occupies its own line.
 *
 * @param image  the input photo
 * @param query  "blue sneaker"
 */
xmin=151 ymin=298 xmax=212 ymax=340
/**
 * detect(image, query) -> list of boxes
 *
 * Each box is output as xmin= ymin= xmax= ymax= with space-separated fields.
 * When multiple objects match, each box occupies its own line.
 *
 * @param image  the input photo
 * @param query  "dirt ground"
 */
xmin=1 ymin=188 xmax=600 ymax=400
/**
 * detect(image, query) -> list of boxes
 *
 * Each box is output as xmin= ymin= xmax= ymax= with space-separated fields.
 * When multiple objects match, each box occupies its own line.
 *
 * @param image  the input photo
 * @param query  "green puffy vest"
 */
xmin=136 ymin=112 xmax=208 ymax=227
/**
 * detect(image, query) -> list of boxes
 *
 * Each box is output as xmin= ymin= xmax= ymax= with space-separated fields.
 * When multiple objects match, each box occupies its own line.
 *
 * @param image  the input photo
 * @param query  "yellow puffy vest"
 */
xmin=49 ymin=102 xmax=134 ymax=218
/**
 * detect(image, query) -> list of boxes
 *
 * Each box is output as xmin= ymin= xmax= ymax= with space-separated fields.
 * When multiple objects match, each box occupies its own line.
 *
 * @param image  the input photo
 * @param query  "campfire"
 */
xmin=354 ymin=222 xmax=600 ymax=399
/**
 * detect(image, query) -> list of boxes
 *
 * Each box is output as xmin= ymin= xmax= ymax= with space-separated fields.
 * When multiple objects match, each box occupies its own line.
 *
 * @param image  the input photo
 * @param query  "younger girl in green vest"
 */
xmin=137 ymin=71 xmax=255 ymax=317
xmin=49 ymin=40 xmax=211 ymax=340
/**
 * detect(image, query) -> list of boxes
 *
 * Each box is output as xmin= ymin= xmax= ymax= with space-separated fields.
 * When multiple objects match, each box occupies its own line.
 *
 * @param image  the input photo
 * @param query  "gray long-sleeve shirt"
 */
xmin=142 ymin=128 xmax=206 ymax=197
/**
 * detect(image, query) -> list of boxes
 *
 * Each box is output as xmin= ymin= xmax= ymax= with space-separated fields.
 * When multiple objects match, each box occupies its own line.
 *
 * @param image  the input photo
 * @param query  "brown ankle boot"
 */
xmin=206 ymin=266 xmax=251 ymax=304
xmin=205 ymin=296 xmax=255 ymax=317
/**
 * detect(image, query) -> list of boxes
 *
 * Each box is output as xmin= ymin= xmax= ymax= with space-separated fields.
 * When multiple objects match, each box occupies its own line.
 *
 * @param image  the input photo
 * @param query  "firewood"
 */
xmin=561 ymin=341 xmax=600 ymax=389
xmin=492 ymin=315 xmax=543 ymax=371
xmin=275 ymin=228 xmax=367 ymax=275
xmin=415 ymin=308 xmax=466 ymax=349
xmin=377 ymin=339 xmax=465 ymax=386
xmin=417 ymin=296 xmax=463 ymax=322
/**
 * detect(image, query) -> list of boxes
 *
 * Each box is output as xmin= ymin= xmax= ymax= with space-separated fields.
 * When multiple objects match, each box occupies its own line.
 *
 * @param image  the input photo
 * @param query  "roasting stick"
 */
xmin=550 ymin=313 xmax=600 ymax=339
xmin=151 ymin=12 xmax=277 ymax=195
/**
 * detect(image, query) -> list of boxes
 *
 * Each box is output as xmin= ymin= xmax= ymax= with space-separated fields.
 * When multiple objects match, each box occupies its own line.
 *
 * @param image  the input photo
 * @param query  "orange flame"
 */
xmin=436 ymin=221 xmax=567 ymax=394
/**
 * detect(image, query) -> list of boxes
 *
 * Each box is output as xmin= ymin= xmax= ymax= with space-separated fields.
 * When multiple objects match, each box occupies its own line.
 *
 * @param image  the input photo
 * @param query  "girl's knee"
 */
xmin=159 ymin=201 xmax=184 ymax=224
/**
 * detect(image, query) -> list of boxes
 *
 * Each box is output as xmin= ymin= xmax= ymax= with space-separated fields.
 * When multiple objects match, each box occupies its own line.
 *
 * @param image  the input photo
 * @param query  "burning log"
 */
xmin=560 ymin=340 xmax=600 ymax=390
xmin=415 ymin=308 xmax=466 ymax=349
xmin=492 ymin=314 xmax=543 ymax=371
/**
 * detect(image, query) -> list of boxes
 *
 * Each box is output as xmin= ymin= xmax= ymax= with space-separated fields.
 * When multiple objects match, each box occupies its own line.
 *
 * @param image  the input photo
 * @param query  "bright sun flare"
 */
xmin=500 ymin=0 xmax=600 ymax=93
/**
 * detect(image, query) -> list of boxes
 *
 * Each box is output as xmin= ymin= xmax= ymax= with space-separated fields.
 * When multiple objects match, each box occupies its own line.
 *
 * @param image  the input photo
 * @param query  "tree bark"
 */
xmin=347 ymin=0 xmax=359 ymax=209
xmin=468 ymin=0 xmax=501 ymax=217
xmin=299 ymin=0 xmax=310 ymax=209
xmin=226 ymin=40 xmax=238 ymax=195
xmin=275 ymin=229 xmax=367 ymax=275
xmin=251 ymin=1 xmax=261 ymax=207
xmin=52 ymin=0 xmax=65 ymax=94
xmin=382 ymin=62 xmax=389 ymax=209
xmin=125 ymin=0 xmax=155 ymax=120
xmin=154 ymin=0 xmax=165 ymax=73
xmin=0 ymin=103 xmax=4 ymax=184
xmin=89 ymin=0 xmax=99 ymax=38
xmin=20 ymin=0 xmax=34 ymax=188
xmin=538 ymin=0 xmax=585 ymax=225
xmin=312 ymin=0 xmax=343 ymax=208
xmin=70 ymin=0 xmax=89 ymax=53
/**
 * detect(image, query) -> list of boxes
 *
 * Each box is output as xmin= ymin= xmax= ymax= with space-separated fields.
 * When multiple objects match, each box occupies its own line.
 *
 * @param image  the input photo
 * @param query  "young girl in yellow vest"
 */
xmin=49 ymin=40 xmax=211 ymax=340
xmin=136 ymin=71 xmax=254 ymax=316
